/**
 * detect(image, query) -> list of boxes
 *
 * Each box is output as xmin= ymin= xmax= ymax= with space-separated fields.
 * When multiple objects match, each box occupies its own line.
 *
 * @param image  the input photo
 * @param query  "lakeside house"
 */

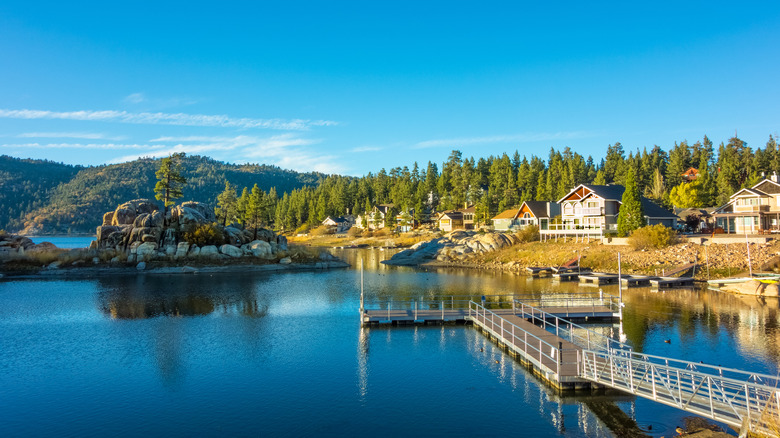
xmin=356 ymin=204 xmax=395 ymax=230
xmin=712 ymin=175 xmax=780 ymax=233
xmin=437 ymin=205 xmax=475 ymax=232
xmin=681 ymin=167 xmax=699 ymax=182
xmin=675 ymin=207 xmax=716 ymax=232
xmin=492 ymin=201 xmax=560 ymax=231
xmin=542 ymin=184 xmax=677 ymax=238
xmin=321 ymin=215 xmax=354 ymax=233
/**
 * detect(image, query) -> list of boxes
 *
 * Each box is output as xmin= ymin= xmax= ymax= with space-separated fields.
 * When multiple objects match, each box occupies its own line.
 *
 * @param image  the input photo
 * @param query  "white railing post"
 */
xmin=441 ymin=300 xmax=444 ymax=320
xmin=414 ymin=300 xmax=417 ymax=321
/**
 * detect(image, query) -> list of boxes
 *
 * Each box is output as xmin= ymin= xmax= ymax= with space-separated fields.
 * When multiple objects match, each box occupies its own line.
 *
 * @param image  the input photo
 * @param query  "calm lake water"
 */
xmin=1 ymin=248 xmax=777 ymax=437
xmin=28 ymin=236 xmax=96 ymax=249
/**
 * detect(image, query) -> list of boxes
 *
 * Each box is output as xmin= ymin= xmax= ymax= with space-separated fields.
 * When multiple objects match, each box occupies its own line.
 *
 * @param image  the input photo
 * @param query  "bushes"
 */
xmin=182 ymin=223 xmax=225 ymax=247
xmin=515 ymin=225 xmax=539 ymax=243
xmin=310 ymin=225 xmax=336 ymax=236
xmin=347 ymin=227 xmax=363 ymax=238
xmin=294 ymin=224 xmax=310 ymax=235
xmin=628 ymin=224 xmax=677 ymax=250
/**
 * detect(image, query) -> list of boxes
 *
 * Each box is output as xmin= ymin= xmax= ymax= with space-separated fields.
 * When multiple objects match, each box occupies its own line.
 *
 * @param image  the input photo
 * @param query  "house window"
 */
xmin=540 ymin=219 xmax=548 ymax=230
xmin=587 ymin=201 xmax=598 ymax=208
xmin=523 ymin=212 xmax=532 ymax=218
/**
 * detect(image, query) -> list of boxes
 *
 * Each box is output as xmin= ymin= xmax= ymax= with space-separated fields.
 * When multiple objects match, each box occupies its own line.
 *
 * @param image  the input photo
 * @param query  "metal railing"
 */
xmin=513 ymin=298 xmax=629 ymax=354
xmin=512 ymin=293 xmax=621 ymax=315
xmin=580 ymin=348 xmax=780 ymax=434
xmin=468 ymin=300 xmax=579 ymax=377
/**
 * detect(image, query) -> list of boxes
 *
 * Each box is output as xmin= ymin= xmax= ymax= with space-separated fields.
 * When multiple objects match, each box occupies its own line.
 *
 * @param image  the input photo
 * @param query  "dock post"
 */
xmin=557 ymin=342 xmax=563 ymax=376
xmin=441 ymin=300 xmax=444 ymax=320
xmin=618 ymin=252 xmax=623 ymax=323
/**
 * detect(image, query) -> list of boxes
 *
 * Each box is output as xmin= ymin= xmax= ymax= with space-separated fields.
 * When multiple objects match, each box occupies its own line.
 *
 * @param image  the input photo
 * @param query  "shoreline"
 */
xmin=0 ymin=260 xmax=350 ymax=280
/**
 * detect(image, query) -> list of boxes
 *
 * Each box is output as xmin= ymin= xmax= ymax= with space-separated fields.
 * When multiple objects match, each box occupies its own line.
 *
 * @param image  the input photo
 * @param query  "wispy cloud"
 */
xmin=351 ymin=146 xmax=383 ymax=153
xmin=0 ymin=108 xmax=338 ymax=131
xmin=108 ymin=133 xmax=344 ymax=174
xmin=18 ymin=132 xmax=126 ymax=141
xmin=122 ymin=92 xmax=199 ymax=108
xmin=123 ymin=93 xmax=147 ymax=104
xmin=414 ymin=132 xmax=594 ymax=149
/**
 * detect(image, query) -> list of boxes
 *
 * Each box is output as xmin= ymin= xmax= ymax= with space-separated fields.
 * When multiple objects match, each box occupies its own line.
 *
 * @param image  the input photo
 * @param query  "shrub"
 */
xmin=347 ymin=227 xmax=362 ymax=238
xmin=294 ymin=224 xmax=310 ymax=235
xmin=374 ymin=228 xmax=392 ymax=237
xmin=515 ymin=225 xmax=539 ymax=243
xmin=182 ymin=223 xmax=225 ymax=247
xmin=311 ymin=225 xmax=335 ymax=236
xmin=628 ymin=224 xmax=677 ymax=250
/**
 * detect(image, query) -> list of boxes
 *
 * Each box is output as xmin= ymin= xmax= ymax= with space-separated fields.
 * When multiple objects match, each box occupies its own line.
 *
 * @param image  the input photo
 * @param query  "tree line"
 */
xmin=213 ymin=134 xmax=779 ymax=232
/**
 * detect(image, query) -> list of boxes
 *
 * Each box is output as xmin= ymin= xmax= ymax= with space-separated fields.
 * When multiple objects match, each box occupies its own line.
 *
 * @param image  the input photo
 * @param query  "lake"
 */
xmin=1 ymin=248 xmax=776 ymax=437
xmin=28 ymin=235 xmax=96 ymax=249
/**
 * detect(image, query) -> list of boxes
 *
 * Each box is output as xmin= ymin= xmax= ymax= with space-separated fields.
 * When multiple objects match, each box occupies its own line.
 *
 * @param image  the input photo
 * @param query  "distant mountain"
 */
xmin=0 ymin=155 xmax=325 ymax=235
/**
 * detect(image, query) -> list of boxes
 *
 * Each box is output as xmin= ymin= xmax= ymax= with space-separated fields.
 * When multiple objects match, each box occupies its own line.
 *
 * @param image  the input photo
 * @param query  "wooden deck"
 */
xmin=472 ymin=311 xmax=585 ymax=388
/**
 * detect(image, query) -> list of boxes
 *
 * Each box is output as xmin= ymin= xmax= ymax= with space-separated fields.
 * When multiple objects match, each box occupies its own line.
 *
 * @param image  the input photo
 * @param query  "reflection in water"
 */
xmin=96 ymin=274 xmax=270 ymax=319
xmin=623 ymin=287 xmax=780 ymax=373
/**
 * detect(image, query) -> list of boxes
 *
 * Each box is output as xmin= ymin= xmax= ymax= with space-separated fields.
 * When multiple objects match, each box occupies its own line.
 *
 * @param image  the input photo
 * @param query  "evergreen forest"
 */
xmin=1 ymin=134 xmax=778 ymax=234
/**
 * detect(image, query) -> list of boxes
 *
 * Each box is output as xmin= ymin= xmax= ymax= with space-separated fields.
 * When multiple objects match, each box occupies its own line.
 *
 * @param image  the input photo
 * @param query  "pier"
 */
xmin=360 ymin=294 xmax=780 ymax=435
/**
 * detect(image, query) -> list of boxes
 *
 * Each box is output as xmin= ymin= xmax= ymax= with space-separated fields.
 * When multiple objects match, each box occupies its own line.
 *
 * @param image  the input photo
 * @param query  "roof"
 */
xmin=492 ymin=209 xmax=519 ymax=220
xmin=752 ymin=179 xmax=780 ymax=194
xmin=731 ymin=187 xmax=769 ymax=198
xmin=438 ymin=210 xmax=463 ymax=220
xmin=523 ymin=201 xmax=553 ymax=218
xmin=558 ymin=184 xmax=625 ymax=203
xmin=640 ymin=198 xmax=677 ymax=219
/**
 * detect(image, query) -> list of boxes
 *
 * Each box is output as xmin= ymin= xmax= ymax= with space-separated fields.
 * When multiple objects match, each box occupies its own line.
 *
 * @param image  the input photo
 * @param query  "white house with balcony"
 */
xmin=713 ymin=176 xmax=780 ymax=233
xmin=542 ymin=184 xmax=677 ymax=237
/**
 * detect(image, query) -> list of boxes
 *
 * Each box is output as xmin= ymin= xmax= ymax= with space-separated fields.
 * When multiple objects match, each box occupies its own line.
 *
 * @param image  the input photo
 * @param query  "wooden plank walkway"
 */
xmin=471 ymin=311 xmax=586 ymax=388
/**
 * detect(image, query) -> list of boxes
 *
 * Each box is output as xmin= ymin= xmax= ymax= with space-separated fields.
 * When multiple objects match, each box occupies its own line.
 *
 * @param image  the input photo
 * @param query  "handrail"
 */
xmin=512 ymin=293 xmax=621 ymax=314
xmin=514 ymin=298 xmax=630 ymax=354
xmin=468 ymin=300 xmax=579 ymax=376
xmin=579 ymin=348 xmax=780 ymax=433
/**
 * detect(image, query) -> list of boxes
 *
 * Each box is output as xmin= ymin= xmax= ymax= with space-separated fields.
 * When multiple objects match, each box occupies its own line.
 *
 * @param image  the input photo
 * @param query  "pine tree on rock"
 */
xmin=154 ymin=153 xmax=187 ymax=225
xmin=215 ymin=180 xmax=238 ymax=226
xmin=617 ymin=168 xmax=645 ymax=237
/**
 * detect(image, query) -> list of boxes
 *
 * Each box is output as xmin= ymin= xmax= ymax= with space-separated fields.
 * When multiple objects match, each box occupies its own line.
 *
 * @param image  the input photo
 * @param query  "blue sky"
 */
xmin=1 ymin=1 xmax=778 ymax=175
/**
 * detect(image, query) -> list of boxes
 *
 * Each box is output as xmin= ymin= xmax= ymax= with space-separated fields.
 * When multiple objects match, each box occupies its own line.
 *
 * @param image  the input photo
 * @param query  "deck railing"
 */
xmin=580 ymin=348 xmax=780 ymax=434
xmin=512 ymin=293 xmax=621 ymax=315
xmin=513 ymin=297 xmax=629 ymax=353
xmin=468 ymin=300 xmax=579 ymax=377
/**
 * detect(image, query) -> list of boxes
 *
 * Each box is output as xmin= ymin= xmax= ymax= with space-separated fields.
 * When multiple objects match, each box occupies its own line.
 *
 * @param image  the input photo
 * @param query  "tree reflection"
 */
xmin=96 ymin=273 xmax=269 ymax=319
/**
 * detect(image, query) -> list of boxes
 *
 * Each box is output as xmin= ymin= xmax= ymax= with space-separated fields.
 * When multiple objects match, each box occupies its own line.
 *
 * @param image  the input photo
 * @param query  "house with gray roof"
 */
xmin=712 ymin=175 xmax=780 ymax=233
xmin=544 ymin=184 xmax=677 ymax=237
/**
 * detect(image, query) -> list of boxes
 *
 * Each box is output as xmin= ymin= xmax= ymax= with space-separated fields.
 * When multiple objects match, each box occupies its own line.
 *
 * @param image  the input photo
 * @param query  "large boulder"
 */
xmin=175 ymin=242 xmax=190 ymax=259
xmin=111 ymin=199 xmax=158 ymax=226
xmin=136 ymin=242 xmax=158 ymax=261
xmin=224 ymin=226 xmax=247 ymax=245
xmin=199 ymin=245 xmax=219 ymax=258
xmin=102 ymin=211 xmax=114 ymax=226
xmin=245 ymin=240 xmax=272 ymax=258
xmin=219 ymin=244 xmax=243 ymax=258
xmin=171 ymin=201 xmax=216 ymax=226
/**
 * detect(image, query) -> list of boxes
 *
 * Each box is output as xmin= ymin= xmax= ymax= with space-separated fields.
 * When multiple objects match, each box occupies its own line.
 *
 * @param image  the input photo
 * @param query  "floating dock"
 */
xmin=579 ymin=273 xmax=620 ymax=285
xmin=650 ymin=276 xmax=696 ymax=288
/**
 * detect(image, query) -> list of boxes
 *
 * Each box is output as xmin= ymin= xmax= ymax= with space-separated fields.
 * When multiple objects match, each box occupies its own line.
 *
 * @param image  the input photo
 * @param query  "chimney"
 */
xmin=772 ymin=172 xmax=778 ymax=183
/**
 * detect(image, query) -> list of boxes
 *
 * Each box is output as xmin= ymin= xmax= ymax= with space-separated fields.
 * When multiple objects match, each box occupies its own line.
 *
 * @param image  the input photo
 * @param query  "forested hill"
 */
xmin=0 ymin=155 xmax=325 ymax=234
xmin=0 ymin=156 xmax=84 ymax=234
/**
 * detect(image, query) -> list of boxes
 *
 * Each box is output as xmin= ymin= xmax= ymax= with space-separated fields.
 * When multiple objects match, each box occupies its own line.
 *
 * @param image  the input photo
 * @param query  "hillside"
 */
xmin=0 ymin=155 xmax=83 ymax=232
xmin=1 ymin=155 xmax=325 ymax=235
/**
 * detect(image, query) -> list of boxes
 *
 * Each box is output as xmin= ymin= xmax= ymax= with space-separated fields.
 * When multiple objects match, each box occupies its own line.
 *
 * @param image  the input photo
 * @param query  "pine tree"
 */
xmin=215 ymin=180 xmax=238 ymax=226
xmin=617 ymin=168 xmax=645 ymax=236
xmin=154 ymin=153 xmax=187 ymax=223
